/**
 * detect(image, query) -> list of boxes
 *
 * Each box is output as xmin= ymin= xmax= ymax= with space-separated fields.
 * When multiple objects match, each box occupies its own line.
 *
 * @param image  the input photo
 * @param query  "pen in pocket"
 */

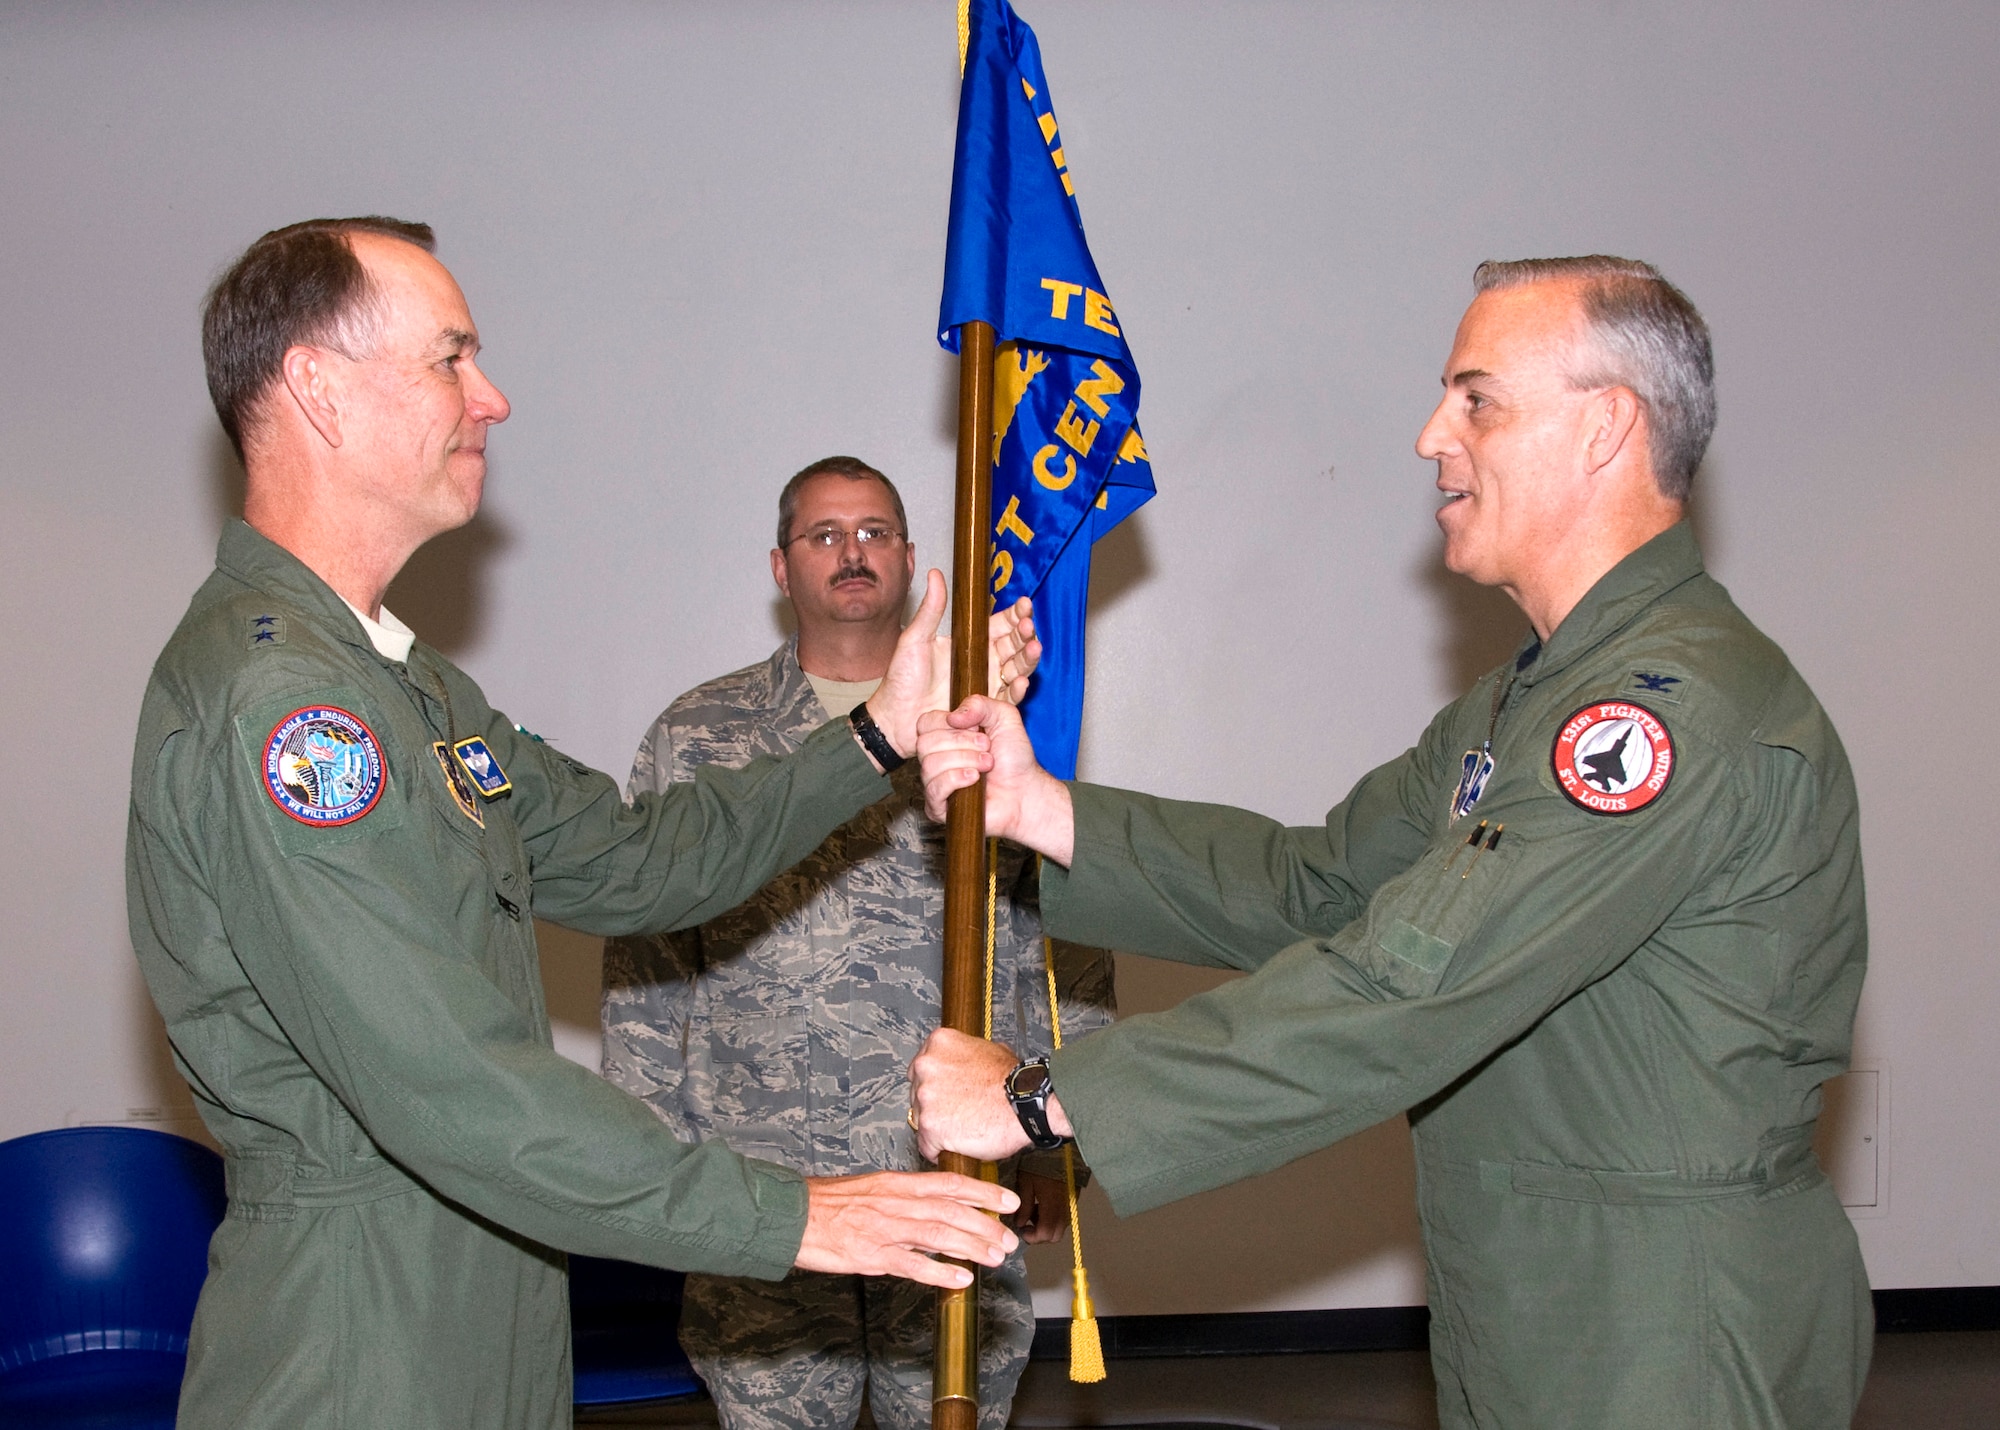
xmin=1444 ymin=820 xmax=1488 ymax=876
xmin=1461 ymin=824 xmax=1504 ymax=879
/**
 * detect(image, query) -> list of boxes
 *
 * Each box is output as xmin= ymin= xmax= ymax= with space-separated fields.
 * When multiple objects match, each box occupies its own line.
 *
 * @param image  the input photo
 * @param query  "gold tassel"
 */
xmin=1040 ymin=896 xmax=1106 ymax=1383
xmin=980 ymin=843 xmax=1001 ymax=1187
xmin=957 ymin=0 xmax=970 ymax=75
xmin=1063 ymin=1143 xmax=1106 ymax=1382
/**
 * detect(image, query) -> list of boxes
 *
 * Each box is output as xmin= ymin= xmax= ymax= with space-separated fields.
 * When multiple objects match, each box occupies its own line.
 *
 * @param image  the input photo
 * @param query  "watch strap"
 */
xmin=848 ymin=702 xmax=906 ymax=773
xmin=1006 ymin=1058 xmax=1068 ymax=1152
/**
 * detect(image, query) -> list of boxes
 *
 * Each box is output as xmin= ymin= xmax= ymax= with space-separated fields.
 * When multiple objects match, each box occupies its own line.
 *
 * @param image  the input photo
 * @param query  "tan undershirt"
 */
xmin=805 ymin=673 xmax=881 ymax=720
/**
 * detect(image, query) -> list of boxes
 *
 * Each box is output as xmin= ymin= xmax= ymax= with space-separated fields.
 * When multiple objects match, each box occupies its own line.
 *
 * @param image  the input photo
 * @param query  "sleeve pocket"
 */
xmin=1338 ymin=836 xmax=1519 ymax=998
xmin=233 ymin=690 xmax=407 ymax=854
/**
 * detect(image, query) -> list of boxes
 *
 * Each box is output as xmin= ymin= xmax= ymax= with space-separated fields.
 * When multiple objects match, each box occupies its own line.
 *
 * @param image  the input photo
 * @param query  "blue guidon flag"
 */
xmin=939 ymin=0 xmax=1155 ymax=781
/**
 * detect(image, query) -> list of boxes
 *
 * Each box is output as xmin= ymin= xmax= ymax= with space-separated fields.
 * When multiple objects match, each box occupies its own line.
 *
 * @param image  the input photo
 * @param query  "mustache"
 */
xmin=829 ymin=563 xmax=878 ymax=588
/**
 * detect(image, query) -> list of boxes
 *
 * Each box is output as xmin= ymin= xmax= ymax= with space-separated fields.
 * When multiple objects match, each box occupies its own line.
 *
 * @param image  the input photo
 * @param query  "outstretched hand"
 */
xmin=989 ymin=596 xmax=1040 ymax=705
xmin=860 ymin=582 xmax=1040 ymax=771
xmin=797 ymin=1169 xmax=1020 ymax=1289
xmin=860 ymin=570 xmax=950 ymax=767
xmin=915 ymin=695 xmax=1076 ymax=864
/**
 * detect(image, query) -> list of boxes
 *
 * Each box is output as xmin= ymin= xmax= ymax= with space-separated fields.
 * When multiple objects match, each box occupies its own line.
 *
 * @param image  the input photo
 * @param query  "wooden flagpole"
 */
xmin=933 ymin=317 xmax=996 ymax=1430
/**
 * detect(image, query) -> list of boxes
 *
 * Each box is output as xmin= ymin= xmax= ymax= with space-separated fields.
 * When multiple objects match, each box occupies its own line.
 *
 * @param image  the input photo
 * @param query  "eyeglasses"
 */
xmin=783 ymin=524 xmax=906 ymax=552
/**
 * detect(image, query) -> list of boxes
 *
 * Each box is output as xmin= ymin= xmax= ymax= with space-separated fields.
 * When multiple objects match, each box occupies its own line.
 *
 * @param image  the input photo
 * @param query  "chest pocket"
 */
xmin=703 ymin=1012 xmax=810 ymax=1167
xmin=1340 ymin=834 xmax=1521 ymax=999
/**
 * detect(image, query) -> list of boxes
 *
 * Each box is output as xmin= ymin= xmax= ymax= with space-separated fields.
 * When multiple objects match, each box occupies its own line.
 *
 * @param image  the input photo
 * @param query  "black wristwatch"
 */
xmin=1005 ymin=1058 xmax=1068 ymax=1152
xmin=848 ymin=702 xmax=906 ymax=773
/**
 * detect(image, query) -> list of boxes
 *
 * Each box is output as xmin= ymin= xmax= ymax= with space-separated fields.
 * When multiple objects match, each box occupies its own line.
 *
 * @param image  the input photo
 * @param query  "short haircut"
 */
xmin=775 ymin=456 xmax=908 ymax=547
xmin=1473 ymin=256 xmax=1715 ymax=501
xmin=201 ymin=216 xmax=436 ymax=462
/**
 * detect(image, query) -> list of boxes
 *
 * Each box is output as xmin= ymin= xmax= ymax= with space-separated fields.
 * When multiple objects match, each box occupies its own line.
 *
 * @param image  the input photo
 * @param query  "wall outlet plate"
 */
xmin=1814 ymin=1067 xmax=1885 ymax=1215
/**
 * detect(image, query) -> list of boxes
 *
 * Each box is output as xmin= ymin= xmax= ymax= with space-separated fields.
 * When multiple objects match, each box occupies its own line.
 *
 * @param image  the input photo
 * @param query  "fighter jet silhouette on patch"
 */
xmin=1581 ymin=729 xmax=1632 ymax=791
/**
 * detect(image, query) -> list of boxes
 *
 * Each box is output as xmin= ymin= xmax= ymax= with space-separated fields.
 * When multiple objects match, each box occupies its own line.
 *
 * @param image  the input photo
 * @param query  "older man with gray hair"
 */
xmin=912 ymin=256 xmax=1872 ymax=1428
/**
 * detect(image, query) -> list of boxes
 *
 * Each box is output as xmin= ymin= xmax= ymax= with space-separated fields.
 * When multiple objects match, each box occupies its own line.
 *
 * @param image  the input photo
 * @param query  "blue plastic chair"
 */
xmin=569 ymin=1254 xmax=704 ymax=1408
xmin=0 ymin=1126 xmax=225 ymax=1429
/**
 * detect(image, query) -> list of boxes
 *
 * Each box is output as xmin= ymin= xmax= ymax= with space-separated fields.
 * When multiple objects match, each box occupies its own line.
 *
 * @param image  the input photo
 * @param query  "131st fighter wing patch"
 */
xmin=1552 ymin=701 xmax=1675 ymax=815
xmin=264 ymin=706 xmax=386 ymax=825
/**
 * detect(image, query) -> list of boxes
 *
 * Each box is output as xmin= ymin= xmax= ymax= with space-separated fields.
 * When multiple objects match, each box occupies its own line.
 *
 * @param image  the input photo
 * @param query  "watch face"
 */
xmin=1009 ymin=1063 xmax=1052 ymax=1098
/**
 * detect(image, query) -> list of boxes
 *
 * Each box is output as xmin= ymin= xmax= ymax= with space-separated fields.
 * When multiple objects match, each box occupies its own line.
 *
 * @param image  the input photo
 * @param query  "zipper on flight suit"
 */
xmin=1433 ymin=657 xmax=1526 ymax=913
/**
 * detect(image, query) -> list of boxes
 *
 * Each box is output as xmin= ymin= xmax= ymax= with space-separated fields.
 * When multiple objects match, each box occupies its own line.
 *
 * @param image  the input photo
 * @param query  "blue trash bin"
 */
xmin=569 ymin=1254 xmax=703 ymax=1408
xmin=0 ymin=1126 xmax=225 ymax=1429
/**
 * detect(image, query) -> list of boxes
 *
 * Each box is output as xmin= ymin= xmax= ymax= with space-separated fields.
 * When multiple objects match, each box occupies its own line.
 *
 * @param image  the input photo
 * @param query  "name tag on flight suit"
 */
xmin=451 ymin=736 xmax=512 ymax=797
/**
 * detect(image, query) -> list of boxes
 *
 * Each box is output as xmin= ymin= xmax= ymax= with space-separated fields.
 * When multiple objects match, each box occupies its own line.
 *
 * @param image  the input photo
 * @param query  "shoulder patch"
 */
xmin=246 ymin=613 xmax=286 ymax=649
xmin=1552 ymin=701 xmax=1675 ymax=815
xmin=263 ymin=706 xmax=386 ymax=825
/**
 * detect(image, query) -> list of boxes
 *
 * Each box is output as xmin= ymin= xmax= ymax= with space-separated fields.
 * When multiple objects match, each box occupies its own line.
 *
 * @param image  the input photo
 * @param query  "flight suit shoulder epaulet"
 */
xmin=188 ymin=592 xmax=362 ymax=696
xmin=1593 ymin=598 xmax=1787 ymax=758
xmin=1630 ymin=588 xmax=1845 ymax=773
xmin=150 ymin=583 xmax=390 ymax=785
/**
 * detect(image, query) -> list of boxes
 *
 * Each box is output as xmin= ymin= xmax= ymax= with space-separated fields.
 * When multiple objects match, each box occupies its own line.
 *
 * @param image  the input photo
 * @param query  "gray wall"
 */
xmin=3 ymin=0 xmax=1995 ymax=1315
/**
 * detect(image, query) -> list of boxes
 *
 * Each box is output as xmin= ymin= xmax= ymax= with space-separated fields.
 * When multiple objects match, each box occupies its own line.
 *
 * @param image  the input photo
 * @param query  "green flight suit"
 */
xmin=1043 ymin=524 xmax=1871 ymax=1429
xmin=124 ymin=521 xmax=892 ymax=1430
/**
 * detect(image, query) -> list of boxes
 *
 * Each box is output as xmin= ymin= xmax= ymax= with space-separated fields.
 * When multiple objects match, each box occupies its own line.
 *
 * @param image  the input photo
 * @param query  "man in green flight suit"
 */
xmin=125 ymin=216 xmax=1035 ymax=1430
xmin=910 ymin=257 xmax=1872 ymax=1428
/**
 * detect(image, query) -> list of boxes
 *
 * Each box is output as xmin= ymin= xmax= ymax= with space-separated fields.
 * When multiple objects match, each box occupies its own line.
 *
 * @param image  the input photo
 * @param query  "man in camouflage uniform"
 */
xmin=604 ymin=456 xmax=1115 ymax=1430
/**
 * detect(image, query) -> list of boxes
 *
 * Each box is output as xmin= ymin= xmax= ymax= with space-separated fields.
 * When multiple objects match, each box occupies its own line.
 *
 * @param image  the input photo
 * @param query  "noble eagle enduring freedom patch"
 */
xmin=1551 ymin=701 xmax=1675 ymax=815
xmin=263 ymin=706 xmax=386 ymax=826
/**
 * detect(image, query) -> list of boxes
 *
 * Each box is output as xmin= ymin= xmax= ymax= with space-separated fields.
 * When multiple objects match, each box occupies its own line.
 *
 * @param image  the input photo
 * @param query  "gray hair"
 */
xmin=1473 ymin=256 xmax=1715 ymax=501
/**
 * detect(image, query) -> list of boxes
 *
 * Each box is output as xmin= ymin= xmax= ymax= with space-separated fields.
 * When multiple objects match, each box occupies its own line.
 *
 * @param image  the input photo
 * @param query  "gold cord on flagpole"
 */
xmin=1040 ymin=857 xmax=1105 ymax=1383
xmin=978 ymin=841 xmax=1002 ymax=1191
xmin=958 ymin=0 xmax=970 ymax=75
xmin=984 ymin=840 xmax=999 ymax=1041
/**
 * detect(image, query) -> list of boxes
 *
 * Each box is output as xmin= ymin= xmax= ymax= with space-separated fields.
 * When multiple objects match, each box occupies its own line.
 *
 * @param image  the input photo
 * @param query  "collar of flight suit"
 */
xmin=215 ymin=518 xmax=393 ymax=662
xmin=1512 ymin=519 xmax=1707 ymax=688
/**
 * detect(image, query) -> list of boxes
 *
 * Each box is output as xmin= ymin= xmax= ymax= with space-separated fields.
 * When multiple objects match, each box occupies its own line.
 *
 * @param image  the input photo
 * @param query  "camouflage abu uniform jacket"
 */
xmin=604 ymin=638 xmax=1114 ymax=1183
